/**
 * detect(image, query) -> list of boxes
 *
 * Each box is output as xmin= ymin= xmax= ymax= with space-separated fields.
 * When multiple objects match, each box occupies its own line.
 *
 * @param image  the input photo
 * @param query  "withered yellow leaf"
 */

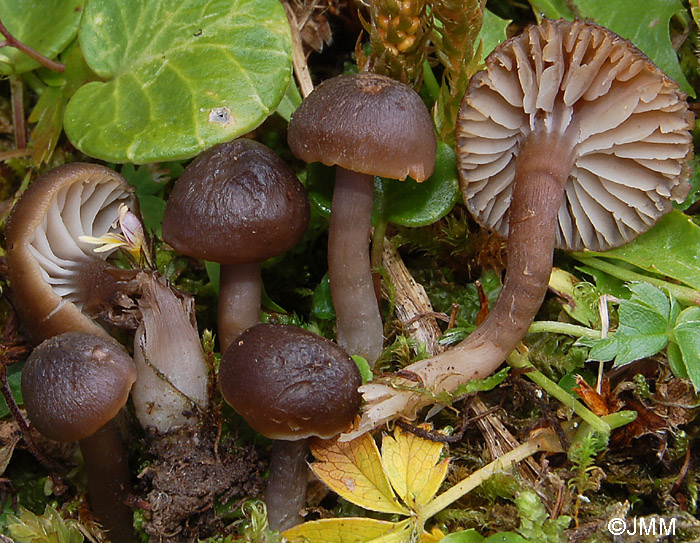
xmin=310 ymin=433 xmax=409 ymax=515
xmin=381 ymin=426 xmax=449 ymax=509
xmin=283 ymin=518 xmax=412 ymax=543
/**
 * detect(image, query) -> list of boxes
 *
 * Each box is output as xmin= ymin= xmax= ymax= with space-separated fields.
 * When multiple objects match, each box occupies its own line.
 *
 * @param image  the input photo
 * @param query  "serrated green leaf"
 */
xmin=672 ymin=306 xmax=700 ymax=390
xmin=479 ymin=9 xmax=511 ymax=57
xmin=0 ymin=0 xmax=85 ymax=75
xmin=666 ymin=341 xmax=688 ymax=380
xmin=627 ymin=282 xmax=671 ymax=320
xmin=64 ymin=0 xmax=292 ymax=163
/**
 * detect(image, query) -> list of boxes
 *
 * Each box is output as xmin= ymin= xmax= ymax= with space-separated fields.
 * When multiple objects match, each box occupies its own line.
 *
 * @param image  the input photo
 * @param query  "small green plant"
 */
xmin=5 ymin=505 xmax=88 ymax=543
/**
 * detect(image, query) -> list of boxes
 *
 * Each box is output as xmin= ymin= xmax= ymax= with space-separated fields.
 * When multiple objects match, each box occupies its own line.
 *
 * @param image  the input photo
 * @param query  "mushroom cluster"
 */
xmin=353 ymin=18 xmax=694 ymax=436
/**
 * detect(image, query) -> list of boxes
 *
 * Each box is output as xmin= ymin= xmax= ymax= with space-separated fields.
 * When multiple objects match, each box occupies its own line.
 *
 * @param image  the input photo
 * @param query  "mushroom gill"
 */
xmin=347 ymin=19 xmax=694 ymax=439
xmin=6 ymin=163 xmax=138 ymax=342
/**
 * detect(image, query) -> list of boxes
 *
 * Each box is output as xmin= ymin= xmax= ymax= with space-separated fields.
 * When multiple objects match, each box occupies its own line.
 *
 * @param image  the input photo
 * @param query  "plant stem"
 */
xmin=420 ymin=428 xmax=561 ymax=519
xmin=0 ymin=17 xmax=65 ymax=72
xmin=506 ymin=347 xmax=611 ymax=436
xmin=528 ymin=320 xmax=601 ymax=339
xmin=574 ymin=255 xmax=700 ymax=305
xmin=9 ymin=76 xmax=25 ymax=149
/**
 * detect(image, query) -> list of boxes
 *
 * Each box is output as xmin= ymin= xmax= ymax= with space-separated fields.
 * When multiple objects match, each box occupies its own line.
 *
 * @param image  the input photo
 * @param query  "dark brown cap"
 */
xmin=288 ymin=72 xmax=436 ymax=182
xmin=457 ymin=19 xmax=693 ymax=252
xmin=21 ymin=332 xmax=137 ymax=442
xmin=162 ymin=139 xmax=309 ymax=264
xmin=5 ymin=163 xmax=138 ymax=343
xmin=220 ymin=324 xmax=361 ymax=440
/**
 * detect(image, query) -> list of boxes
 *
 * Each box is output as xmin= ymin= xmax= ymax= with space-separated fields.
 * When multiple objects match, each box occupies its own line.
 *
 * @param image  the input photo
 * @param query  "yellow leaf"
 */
xmin=310 ymin=433 xmax=410 ymax=515
xmin=283 ymin=518 xmax=412 ymax=543
xmin=381 ymin=426 xmax=449 ymax=509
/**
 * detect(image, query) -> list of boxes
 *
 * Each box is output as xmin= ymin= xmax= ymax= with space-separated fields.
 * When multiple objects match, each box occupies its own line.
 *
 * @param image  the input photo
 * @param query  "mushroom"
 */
xmin=129 ymin=271 xmax=210 ymax=434
xmin=21 ymin=332 xmax=137 ymax=543
xmin=162 ymin=139 xmax=310 ymax=352
xmin=287 ymin=72 xmax=437 ymax=365
xmin=352 ymin=19 xmax=694 ymax=435
xmin=219 ymin=323 xmax=361 ymax=531
xmin=5 ymin=163 xmax=138 ymax=343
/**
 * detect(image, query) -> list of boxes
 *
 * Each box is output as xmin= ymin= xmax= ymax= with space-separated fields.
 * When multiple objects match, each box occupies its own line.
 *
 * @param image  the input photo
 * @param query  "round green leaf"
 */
xmin=64 ymin=0 xmax=292 ymax=163
xmin=0 ymin=0 xmax=85 ymax=75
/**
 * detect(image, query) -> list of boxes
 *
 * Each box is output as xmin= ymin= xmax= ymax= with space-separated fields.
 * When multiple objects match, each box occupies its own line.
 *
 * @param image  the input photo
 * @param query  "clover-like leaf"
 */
xmin=310 ymin=432 xmax=409 ymax=515
xmin=64 ymin=0 xmax=292 ymax=163
xmin=381 ymin=426 xmax=449 ymax=509
xmin=0 ymin=0 xmax=85 ymax=75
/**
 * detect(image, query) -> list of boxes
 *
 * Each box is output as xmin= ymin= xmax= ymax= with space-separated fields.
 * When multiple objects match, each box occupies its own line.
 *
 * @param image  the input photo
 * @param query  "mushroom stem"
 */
xmin=265 ymin=438 xmax=309 ymax=532
xmin=79 ymin=420 xmax=134 ymax=543
xmin=218 ymin=262 xmax=261 ymax=352
xmin=353 ymin=131 xmax=576 ymax=434
xmin=328 ymin=167 xmax=384 ymax=365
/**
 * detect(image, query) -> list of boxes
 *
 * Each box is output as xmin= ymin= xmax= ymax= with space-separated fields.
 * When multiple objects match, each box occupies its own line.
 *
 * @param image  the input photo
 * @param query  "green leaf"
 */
xmin=64 ymin=0 xmax=292 ymax=163
xmin=352 ymin=355 xmax=373 ymax=384
xmin=585 ymin=284 xmax=675 ymax=367
xmin=440 ymin=530 xmax=485 ymax=543
xmin=0 ymin=362 xmax=23 ymax=419
xmin=0 ymin=0 xmax=85 ymax=75
xmin=576 ymin=212 xmax=700 ymax=291
xmin=311 ymin=273 xmax=335 ymax=320
xmin=527 ymin=0 xmax=575 ymax=19
xmin=376 ymin=142 xmax=459 ymax=227
xmin=671 ymin=306 xmax=700 ymax=390
xmin=574 ymin=0 xmax=694 ymax=97
xmin=479 ymin=9 xmax=511 ymax=56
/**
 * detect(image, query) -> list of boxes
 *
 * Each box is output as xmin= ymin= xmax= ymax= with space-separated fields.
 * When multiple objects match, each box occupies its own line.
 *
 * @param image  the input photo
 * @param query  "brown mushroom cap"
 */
xmin=21 ymin=332 xmax=137 ymax=442
xmin=457 ymin=18 xmax=693 ymax=252
xmin=288 ymin=72 xmax=437 ymax=182
xmin=162 ymin=139 xmax=310 ymax=265
xmin=220 ymin=324 xmax=362 ymax=440
xmin=5 ymin=163 xmax=137 ymax=342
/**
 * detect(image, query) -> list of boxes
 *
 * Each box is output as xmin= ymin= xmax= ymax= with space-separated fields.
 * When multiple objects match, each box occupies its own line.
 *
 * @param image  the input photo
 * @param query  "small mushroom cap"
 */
xmin=288 ymin=72 xmax=437 ymax=182
xmin=220 ymin=324 xmax=362 ymax=440
xmin=21 ymin=332 xmax=137 ymax=442
xmin=457 ymin=19 xmax=694 ymax=252
xmin=162 ymin=139 xmax=310 ymax=264
xmin=5 ymin=163 xmax=137 ymax=343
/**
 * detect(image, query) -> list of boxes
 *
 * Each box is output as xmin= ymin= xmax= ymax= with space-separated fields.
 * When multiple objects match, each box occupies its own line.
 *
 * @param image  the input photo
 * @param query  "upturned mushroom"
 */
xmin=220 ymin=324 xmax=361 ymax=531
xmin=287 ymin=72 xmax=437 ymax=365
xmin=352 ymin=19 xmax=694 ymax=435
xmin=22 ymin=332 xmax=137 ymax=543
xmin=162 ymin=139 xmax=310 ymax=352
xmin=5 ymin=163 xmax=138 ymax=343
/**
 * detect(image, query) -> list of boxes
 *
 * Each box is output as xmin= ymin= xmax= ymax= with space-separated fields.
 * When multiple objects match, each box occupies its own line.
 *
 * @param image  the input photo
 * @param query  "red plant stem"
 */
xmin=0 ymin=17 xmax=65 ymax=72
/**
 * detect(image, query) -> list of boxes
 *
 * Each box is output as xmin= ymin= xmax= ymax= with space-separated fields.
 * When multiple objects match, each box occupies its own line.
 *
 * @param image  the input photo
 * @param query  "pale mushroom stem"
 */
xmin=79 ymin=420 xmax=134 ymax=543
xmin=328 ymin=167 xmax=384 ymax=365
xmin=352 ymin=132 xmax=576 ymax=435
xmin=218 ymin=262 xmax=262 ymax=352
xmin=265 ymin=438 xmax=309 ymax=532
